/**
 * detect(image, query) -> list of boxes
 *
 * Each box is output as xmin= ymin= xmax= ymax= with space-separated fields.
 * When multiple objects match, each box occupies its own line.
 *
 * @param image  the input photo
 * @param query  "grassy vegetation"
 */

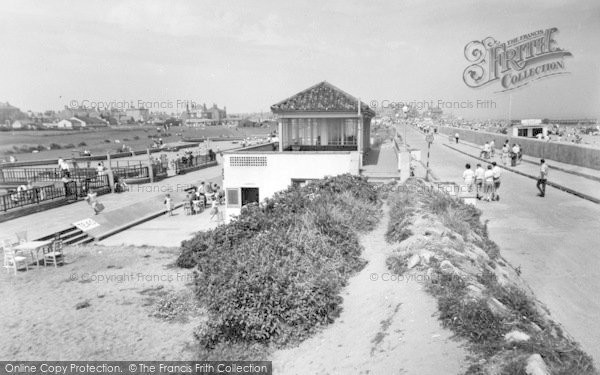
xmin=385 ymin=179 xmax=597 ymax=375
xmin=177 ymin=175 xmax=381 ymax=357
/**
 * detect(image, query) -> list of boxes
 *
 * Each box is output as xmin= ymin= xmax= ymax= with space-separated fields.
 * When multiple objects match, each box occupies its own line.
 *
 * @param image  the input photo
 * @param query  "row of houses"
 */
xmin=7 ymin=116 xmax=110 ymax=130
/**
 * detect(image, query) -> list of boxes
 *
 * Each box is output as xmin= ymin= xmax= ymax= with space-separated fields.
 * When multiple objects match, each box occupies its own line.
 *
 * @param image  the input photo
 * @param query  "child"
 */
xmin=164 ymin=194 xmax=173 ymax=216
xmin=85 ymin=189 xmax=103 ymax=215
xmin=210 ymin=200 xmax=220 ymax=221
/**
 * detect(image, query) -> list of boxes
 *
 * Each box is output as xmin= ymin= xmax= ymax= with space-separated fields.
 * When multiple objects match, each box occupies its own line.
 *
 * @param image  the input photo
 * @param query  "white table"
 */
xmin=14 ymin=240 xmax=53 ymax=268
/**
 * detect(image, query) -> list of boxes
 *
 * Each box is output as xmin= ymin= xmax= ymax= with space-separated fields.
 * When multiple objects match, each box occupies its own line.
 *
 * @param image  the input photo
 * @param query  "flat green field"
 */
xmin=0 ymin=125 xmax=275 ymax=162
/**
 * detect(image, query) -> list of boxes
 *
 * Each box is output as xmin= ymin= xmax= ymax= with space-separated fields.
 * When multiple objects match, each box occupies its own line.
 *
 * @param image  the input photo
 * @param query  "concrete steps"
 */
xmin=37 ymin=226 xmax=94 ymax=246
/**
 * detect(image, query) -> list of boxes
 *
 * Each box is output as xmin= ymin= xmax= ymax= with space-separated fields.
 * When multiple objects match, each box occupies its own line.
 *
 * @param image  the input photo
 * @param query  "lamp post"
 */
xmin=402 ymin=105 xmax=409 ymax=147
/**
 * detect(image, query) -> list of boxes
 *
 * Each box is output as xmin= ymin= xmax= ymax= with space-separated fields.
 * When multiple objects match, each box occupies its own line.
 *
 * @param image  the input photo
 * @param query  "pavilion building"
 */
xmin=222 ymin=81 xmax=375 ymax=218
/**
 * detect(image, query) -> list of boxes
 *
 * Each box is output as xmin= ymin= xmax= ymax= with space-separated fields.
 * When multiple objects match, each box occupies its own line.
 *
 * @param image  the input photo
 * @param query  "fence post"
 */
xmin=147 ymin=148 xmax=154 ymax=183
xmin=106 ymin=152 xmax=115 ymax=193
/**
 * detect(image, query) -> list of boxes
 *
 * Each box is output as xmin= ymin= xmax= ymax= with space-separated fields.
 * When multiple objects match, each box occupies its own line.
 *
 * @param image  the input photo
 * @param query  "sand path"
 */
xmin=272 ymin=204 xmax=467 ymax=375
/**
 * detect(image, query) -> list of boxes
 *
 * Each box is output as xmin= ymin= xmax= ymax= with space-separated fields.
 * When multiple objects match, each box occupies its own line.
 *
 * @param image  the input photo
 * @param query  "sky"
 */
xmin=0 ymin=0 xmax=599 ymax=120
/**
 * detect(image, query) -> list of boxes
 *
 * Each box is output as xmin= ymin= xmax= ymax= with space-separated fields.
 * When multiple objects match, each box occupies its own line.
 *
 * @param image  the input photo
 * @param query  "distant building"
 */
xmin=181 ymin=103 xmax=227 ymax=126
xmin=58 ymin=106 xmax=103 ymax=120
xmin=56 ymin=119 xmax=75 ymax=129
xmin=0 ymin=102 xmax=27 ymax=123
xmin=513 ymin=124 xmax=548 ymax=138
xmin=73 ymin=116 xmax=109 ymax=128
xmin=125 ymin=108 xmax=150 ymax=122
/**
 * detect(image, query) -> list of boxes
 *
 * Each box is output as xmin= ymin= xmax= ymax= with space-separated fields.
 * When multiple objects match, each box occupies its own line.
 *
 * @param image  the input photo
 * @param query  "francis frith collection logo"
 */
xmin=463 ymin=28 xmax=572 ymax=91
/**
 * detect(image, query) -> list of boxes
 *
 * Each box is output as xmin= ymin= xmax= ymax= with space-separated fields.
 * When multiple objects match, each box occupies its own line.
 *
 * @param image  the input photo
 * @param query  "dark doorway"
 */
xmin=241 ymin=187 xmax=259 ymax=206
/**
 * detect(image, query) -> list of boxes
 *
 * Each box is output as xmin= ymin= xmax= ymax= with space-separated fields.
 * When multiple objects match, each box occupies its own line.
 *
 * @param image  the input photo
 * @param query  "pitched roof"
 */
xmin=271 ymin=81 xmax=375 ymax=117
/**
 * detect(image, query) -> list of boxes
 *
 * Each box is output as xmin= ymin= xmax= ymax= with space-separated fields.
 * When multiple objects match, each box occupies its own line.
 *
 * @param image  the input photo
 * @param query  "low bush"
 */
xmin=64 ymin=143 xmax=75 ymax=149
xmin=178 ymin=174 xmax=380 ymax=349
xmin=151 ymin=290 xmax=199 ymax=323
xmin=104 ymin=139 xmax=111 ymax=143
xmin=133 ymin=136 xmax=140 ymax=140
xmin=78 ymin=141 xmax=87 ymax=147
xmin=49 ymin=143 xmax=62 ymax=150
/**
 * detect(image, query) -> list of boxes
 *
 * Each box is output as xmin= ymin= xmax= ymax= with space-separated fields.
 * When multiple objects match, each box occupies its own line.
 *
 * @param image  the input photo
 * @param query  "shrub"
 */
xmin=386 ymin=193 xmax=414 ymax=243
xmin=133 ymin=136 xmax=140 ymax=140
xmin=78 ymin=141 xmax=87 ymax=147
xmin=151 ymin=290 xmax=199 ymax=323
xmin=64 ymin=143 xmax=75 ymax=149
xmin=104 ymin=139 xmax=111 ymax=143
xmin=49 ymin=143 xmax=62 ymax=150
xmin=386 ymin=255 xmax=407 ymax=275
xmin=179 ymin=174 xmax=380 ymax=349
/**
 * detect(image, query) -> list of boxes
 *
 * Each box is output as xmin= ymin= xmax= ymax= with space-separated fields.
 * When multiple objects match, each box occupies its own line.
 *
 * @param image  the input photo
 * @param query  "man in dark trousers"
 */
xmin=537 ymin=159 xmax=548 ymax=197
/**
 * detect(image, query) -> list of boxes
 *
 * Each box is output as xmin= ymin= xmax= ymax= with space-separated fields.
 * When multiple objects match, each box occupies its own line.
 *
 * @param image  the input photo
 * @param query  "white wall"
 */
xmin=223 ymin=151 xmax=359 ymax=219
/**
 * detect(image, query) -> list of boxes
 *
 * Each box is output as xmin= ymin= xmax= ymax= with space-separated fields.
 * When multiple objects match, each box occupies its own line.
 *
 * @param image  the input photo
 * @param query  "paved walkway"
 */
xmin=0 ymin=160 xmax=224 ymax=242
xmin=100 ymin=203 xmax=221 ymax=247
xmin=362 ymin=140 xmax=400 ymax=178
xmin=449 ymin=138 xmax=600 ymax=199
xmin=403 ymin=124 xmax=600 ymax=364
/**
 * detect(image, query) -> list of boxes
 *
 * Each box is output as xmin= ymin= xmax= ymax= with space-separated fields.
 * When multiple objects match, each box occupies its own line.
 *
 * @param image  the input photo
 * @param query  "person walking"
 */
xmin=511 ymin=144 xmax=519 ymax=166
xmin=483 ymin=165 xmax=495 ymax=202
xmin=489 ymin=139 xmax=496 ymax=158
xmin=454 ymin=132 xmax=460 ymax=144
xmin=210 ymin=199 xmax=220 ymax=221
xmin=480 ymin=142 xmax=491 ymax=159
xmin=491 ymin=162 xmax=502 ymax=201
xmin=85 ymin=189 xmax=103 ymax=215
xmin=462 ymin=163 xmax=475 ymax=193
xmin=537 ymin=159 xmax=549 ymax=197
xmin=516 ymin=144 xmax=523 ymax=164
xmin=475 ymin=163 xmax=485 ymax=200
xmin=501 ymin=143 xmax=510 ymax=166
xmin=164 ymin=193 xmax=173 ymax=216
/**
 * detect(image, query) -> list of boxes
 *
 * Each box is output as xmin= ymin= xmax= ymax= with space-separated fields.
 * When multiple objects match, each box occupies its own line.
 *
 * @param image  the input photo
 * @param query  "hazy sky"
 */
xmin=1 ymin=0 xmax=599 ymax=119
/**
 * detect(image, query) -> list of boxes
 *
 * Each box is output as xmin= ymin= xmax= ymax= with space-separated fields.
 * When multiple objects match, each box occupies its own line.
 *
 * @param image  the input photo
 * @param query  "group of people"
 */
xmin=463 ymin=158 xmax=550 ymax=200
xmin=462 ymin=162 xmax=502 ymax=202
xmin=10 ymin=180 xmax=42 ymax=203
xmin=163 ymin=180 xmax=225 ymax=220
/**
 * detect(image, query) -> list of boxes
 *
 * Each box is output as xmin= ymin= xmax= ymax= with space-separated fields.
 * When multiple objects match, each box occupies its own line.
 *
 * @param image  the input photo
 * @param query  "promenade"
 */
xmin=444 ymin=136 xmax=600 ymax=202
xmin=403 ymin=124 xmax=600 ymax=365
xmin=0 ymin=159 xmax=224 ymax=242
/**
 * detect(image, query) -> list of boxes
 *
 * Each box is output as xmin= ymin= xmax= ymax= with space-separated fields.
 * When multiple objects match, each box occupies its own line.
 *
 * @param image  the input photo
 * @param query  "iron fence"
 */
xmin=174 ymin=154 xmax=212 ymax=174
xmin=0 ymin=167 xmax=98 ymax=183
xmin=0 ymin=175 xmax=110 ymax=213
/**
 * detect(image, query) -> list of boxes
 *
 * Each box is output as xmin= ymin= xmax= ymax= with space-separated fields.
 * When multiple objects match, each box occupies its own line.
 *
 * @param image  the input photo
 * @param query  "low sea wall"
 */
xmin=439 ymin=127 xmax=600 ymax=170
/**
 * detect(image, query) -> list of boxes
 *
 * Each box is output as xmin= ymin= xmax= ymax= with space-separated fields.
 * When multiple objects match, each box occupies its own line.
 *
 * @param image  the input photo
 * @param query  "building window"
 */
xmin=518 ymin=128 xmax=528 ymax=137
xmin=226 ymin=188 xmax=240 ymax=208
xmin=230 ymin=156 xmax=267 ymax=166
xmin=241 ymin=188 xmax=259 ymax=206
xmin=532 ymin=128 xmax=543 ymax=137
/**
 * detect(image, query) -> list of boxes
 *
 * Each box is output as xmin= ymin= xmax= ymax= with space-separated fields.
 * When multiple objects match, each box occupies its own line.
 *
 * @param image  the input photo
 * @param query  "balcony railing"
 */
xmin=283 ymin=145 xmax=357 ymax=152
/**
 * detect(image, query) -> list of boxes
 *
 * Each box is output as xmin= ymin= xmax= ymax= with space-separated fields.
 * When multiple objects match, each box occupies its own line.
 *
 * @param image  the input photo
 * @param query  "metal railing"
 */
xmin=0 ymin=175 xmax=110 ymax=213
xmin=0 ymin=167 xmax=97 ymax=183
xmin=112 ymin=165 xmax=149 ymax=179
xmin=174 ymin=154 xmax=213 ymax=174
